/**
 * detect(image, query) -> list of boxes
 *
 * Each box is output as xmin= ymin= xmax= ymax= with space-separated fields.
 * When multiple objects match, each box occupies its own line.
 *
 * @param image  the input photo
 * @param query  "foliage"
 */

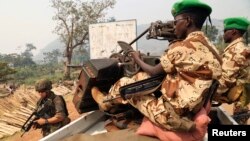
xmin=51 ymin=0 xmax=116 ymax=79
xmin=22 ymin=43 xmax=36 ymax=59
xmin=215 ymin=34 xmax=227 ymax=54
xmin=0 ymin=62 xmax=16 ymax=82
xmin=13 ymin=64 xmax=64 ymax=85
xmin=43 ymin=49 xmax=62 ymax=64
xmin=71 ymin=45 xmax=90 ymax=65
xmin=23 ymin=71 xmax=64 ymax=85
xmin=0 ymin=44 xmax=36 ymax=67
xmin=244 ymin=26 xmax=250 ymax=45
xmin=202 ymin=25 xmax=219 ymax=42
xmin=0 ymin=42 xmax=66 ymax=85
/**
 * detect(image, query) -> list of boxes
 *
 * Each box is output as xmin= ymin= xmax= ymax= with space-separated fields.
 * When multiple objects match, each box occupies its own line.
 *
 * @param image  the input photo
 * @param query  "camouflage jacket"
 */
xmin=217 ymin=37 xmax=250 ymax=95
xmin=160 ymin=31 xmax=222 ymax=113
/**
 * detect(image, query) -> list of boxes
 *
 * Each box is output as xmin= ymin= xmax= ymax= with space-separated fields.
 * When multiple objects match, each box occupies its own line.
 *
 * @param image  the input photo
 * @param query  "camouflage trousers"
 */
xmin=108 ymin=72 xmax=195 ymax=132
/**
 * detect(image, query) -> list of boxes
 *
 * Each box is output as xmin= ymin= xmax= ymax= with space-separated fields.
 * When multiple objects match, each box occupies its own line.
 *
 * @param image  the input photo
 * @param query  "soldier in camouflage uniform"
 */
xmin=34 ymin=79 xmax=70 ymax=137
xmin=92 ymin=0 xmax=222 ymax=132
xmin=214 ymin=17 xmax=250 ymax=124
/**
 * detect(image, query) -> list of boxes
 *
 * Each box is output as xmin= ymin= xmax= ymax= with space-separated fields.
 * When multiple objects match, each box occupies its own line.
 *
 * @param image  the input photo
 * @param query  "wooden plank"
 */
xmin=0 ymin=134 xmax=4 ymax=139
xmin=3 ymin=113 xmax=27 ymax=123
xmin=20 ymin=106 xmax=34 ymax=114
xmin=0 ymin=118 xmax=24 ymax=127
xmin=0 ymin=127 xmax=16 ymax=135
xmin=0 ymin=123 xmax=20 ymax=131
xmin=13 ymin=110 xmax=31 ymax=117
xmin=8 ymin=112 xmax=28 ymax=121
xmin=0 ymin=125 xmax=19 ymax=133
xmin=0 ymin=103 xmax=12 ymax=112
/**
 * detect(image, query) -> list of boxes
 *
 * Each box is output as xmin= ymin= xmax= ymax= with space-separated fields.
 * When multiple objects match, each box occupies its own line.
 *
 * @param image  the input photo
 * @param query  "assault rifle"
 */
xmin=102 ymin=74 xmax=165 ymax=103
xmin=21 ymin=100 xmax=51 ymax=137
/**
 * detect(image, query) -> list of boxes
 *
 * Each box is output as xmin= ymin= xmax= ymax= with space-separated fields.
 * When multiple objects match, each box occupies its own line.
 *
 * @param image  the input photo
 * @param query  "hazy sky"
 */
xmin=0 ymin=0 xmax=249 ymax=55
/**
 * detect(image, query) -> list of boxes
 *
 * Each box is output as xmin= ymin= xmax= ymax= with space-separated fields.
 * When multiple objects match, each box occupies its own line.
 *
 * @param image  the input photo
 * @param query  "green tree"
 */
xmin=0 ymin=62 xmax=16 ymax=82
xmin=43 ymin=49 xmax=62 ymax=64
xmin=244 ymin=26 xmax=250 ymax=45
xmin=22 ymin=43 xmax=36 ymax=58
xmin=51 ymin=0 xmax=116 ymax=79
xmin=215 ymin=34 xmax=227 ymax=54
xmin=202 ymin=25 xmax=219 ymax=42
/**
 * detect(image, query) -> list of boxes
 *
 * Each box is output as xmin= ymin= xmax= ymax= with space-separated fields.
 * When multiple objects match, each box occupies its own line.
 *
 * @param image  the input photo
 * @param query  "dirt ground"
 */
xmin=1 ymin=94 xmax=81 ymax=141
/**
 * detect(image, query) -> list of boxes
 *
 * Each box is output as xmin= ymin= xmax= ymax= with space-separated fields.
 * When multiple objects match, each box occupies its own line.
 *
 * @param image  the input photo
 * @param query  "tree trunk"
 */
xmin=63 ymin=50 xmax=72 ymax=80
xmin=64 ymin=57 xmax=71 ymax=80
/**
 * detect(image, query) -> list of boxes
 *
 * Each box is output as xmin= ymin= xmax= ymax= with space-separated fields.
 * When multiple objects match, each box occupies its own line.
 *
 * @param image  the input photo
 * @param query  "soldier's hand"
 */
xmin=34 ymin=118 xmax=47 ymax=125
xmin=129 ymin=51 xmax=140 ymax=59
xmin=32 ymin=123 xmax=38 ymax=129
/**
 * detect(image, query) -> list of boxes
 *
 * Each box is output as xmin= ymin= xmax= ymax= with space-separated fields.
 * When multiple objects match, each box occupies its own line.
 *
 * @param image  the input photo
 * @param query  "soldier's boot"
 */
xmin=91 ymin=87 xmax=113 ymax=111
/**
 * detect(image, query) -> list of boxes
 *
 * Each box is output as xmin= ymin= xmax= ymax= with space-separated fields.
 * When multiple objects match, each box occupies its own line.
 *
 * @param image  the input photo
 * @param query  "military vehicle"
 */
xmin=39 ymin=20 xmax=239 ymax=141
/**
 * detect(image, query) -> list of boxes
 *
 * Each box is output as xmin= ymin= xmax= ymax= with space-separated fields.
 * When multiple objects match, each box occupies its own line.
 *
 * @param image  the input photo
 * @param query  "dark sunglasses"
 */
xmin=37 ymin=90 xmax=46 ymax=93
xmin=173 ymin=18 xmax=188 ymax=25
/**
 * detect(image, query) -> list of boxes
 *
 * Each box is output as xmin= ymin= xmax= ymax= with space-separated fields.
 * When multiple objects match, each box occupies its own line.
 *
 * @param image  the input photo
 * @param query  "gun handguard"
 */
xmin=21 ymin=100 xmax=52 ymax=137
xmin=21 ymin=112 xmax=36 ymax=131
xmin=119 ymin=74 xmax=165 ymax=100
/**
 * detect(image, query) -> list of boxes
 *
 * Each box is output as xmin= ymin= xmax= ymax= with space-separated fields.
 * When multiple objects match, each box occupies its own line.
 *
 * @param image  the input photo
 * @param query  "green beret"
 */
xmin=171 ymin=0 xmax=212 ymax=17
xmin=224 ymin=17 xmax=250 ymax=31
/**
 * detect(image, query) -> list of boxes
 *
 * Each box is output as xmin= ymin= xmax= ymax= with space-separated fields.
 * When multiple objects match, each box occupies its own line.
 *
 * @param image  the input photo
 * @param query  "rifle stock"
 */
xmin=203 ymin=80 xmax=219 ymax=107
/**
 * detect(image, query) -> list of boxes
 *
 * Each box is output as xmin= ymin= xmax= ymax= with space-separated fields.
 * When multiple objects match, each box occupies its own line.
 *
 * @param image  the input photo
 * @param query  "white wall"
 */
xmin=89 ymin=20 xmax=137 ymax=59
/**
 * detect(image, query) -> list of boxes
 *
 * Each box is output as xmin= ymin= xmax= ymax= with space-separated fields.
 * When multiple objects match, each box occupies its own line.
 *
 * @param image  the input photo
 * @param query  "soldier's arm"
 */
xmin=221 ymin=47 xmax=249 ymax=87
xmin=130 ymin=51 xmax=165 ymax=76
xmin=46 ymin=96 xmax=67 ymax=124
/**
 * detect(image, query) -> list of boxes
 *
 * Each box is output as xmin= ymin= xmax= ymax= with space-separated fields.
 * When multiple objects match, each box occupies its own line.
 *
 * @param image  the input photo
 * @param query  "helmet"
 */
xmin=35 ymin=79 xmax=52 ymax=92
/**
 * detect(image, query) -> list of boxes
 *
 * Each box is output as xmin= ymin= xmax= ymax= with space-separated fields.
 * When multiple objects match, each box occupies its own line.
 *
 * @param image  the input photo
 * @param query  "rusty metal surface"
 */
xmin=73 ymin=59 xmax=122 ymax=113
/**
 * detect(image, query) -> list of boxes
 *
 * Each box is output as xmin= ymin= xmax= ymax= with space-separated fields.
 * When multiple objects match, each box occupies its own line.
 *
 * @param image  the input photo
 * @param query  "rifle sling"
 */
xmin=208 ymin=46 xmax=222 ymax=65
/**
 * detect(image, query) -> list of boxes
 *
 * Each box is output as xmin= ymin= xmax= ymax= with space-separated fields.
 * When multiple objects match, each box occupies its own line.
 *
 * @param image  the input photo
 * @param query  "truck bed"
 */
xmin=39 ymin=106 xmax=238 ymax=141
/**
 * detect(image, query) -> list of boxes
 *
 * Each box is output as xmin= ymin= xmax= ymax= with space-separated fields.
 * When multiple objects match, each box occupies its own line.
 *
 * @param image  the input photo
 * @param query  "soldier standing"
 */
xmin=214 ymin=17 xmax=250 ymax=124
xmin=91 ymin=0 xmax=221 ymax=133
xmin=33 ymin=79 xmax=70 ymax=137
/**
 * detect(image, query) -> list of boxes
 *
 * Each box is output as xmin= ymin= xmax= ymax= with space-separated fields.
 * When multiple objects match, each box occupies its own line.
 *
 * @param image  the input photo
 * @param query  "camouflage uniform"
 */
xmin=108 ymin=31 xmax=222 ymax=131
xmin=37 ymin=91 xmax=70 ymax=136
xmin=215 ymin=37 xmax=250 ymax=124
xmin=35 ymin=79 xmax=70 ymax=136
